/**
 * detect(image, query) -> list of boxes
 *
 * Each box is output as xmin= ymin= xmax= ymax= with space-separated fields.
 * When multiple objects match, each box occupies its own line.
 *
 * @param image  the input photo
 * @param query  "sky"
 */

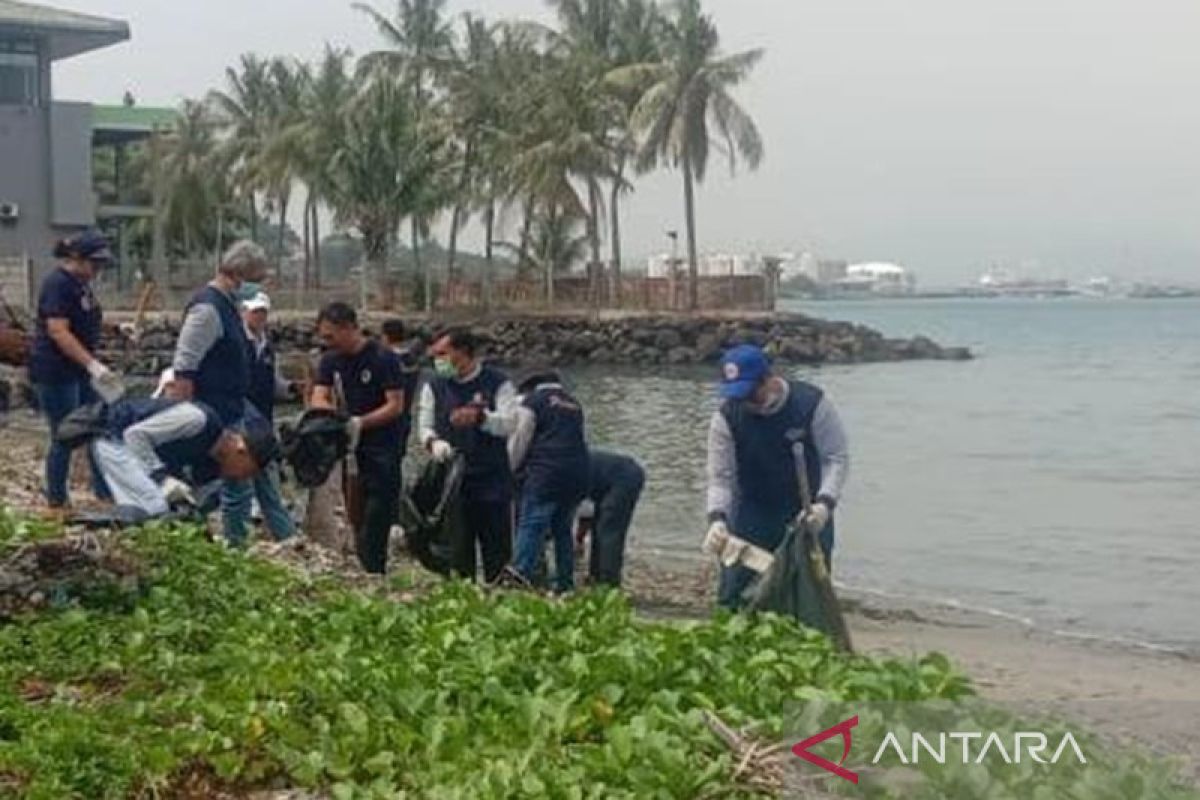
xmin=53 ymin=0 xmax=1200 ymax=285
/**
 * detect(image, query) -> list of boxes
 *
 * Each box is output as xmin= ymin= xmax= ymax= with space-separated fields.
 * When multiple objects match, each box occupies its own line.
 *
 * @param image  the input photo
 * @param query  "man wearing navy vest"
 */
xmin=90 ymin=398 xmax=279 ymax=520
xmin=417 ymin=328 xmax=519 ymax=583
xmin=505 ymin=369 xmax=590 ymax=593
xmin=241 ymin=291 xmax=299 ymax=541
xmin=575 ymin=449 xmax=646 ymax=588
xmin=166 ymin=240 xmax=269 ymax=545
xmin=705 ymin=345 xmax=850 ymax=609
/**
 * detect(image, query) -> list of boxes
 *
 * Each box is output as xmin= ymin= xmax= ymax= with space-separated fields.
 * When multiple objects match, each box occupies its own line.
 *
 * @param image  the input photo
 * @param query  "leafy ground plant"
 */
xmin=0 ymin=515 xmax=1193 ymax=799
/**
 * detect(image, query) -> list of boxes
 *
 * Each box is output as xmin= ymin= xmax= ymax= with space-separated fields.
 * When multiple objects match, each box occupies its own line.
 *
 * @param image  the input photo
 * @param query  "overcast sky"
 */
xmin=55 ymin=0 xmax=1200 ymax=284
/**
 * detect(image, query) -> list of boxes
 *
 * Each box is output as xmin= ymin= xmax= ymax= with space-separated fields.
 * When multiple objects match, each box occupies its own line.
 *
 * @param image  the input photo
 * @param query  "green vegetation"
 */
xmin=0 ymin=513 xmax=1193 ymax=799
xmin=113 ymin=0 xmax=764 ymax=310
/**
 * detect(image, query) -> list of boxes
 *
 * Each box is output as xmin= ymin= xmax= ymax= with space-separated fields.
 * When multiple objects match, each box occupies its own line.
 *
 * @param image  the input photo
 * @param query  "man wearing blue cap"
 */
xmin=704 ymin=344 xmax=850 ymax=609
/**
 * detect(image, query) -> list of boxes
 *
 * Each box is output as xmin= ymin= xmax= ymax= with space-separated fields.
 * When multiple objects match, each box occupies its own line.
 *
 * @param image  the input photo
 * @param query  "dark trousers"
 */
xmin=588 ymin=495 xmax=639 ymax=587
xmin=352 ymin=450 xmax=402 ymax=575
xmin=36 ymin=380 xmax=111 ymax=507
xmin=453 ymin=496 xmax=512 ymax=583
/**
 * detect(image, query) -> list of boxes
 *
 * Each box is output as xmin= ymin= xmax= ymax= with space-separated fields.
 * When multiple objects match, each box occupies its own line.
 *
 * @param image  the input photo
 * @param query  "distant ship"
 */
xmin=976 ymin=270 xmax=1075 ymax=298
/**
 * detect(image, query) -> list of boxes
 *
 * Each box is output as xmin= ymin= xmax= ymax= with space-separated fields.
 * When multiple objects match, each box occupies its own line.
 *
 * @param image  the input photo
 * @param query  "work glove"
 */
xmin=801 ymin=502 xmax=832 ymax=535
xmin=702 ymin=518 xmax=731 ymax=559
xmin=429 ymin=439 xmax=455 ymax=464
xmin=86 ymin=360 xmax=125 ymax=404
xmin=160 ymin=476 xmax=196 ymax=508
xmin=345 ymin=416 xmax=363 ymax=452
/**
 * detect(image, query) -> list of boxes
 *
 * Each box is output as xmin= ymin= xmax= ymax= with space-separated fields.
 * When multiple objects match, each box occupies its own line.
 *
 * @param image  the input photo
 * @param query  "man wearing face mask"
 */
xmin=416 ymin=328 xmax=519 ymax=583
xmin=165 ymin=240 xmax=269 ymax=545
xmin=704 ymin=345 xmax=850 ymax=610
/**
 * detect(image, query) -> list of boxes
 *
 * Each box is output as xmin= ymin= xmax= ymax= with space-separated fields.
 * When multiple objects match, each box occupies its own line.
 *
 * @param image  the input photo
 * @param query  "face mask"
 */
xmin=434 ymin=358 xmax=457 ymax=378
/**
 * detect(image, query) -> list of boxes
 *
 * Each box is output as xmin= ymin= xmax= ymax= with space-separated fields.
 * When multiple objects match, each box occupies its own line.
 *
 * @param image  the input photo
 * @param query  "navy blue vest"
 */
xmin=520 ymin=385 xmax=589 ymax=501
xmin=107 ymin=398 xmax=225 ymax=484
xmin=246 ymin=335 xmax=277 ymax=423
xmin=432 ymin=365 xmax=512 ymax=502
xmin=721 ymin=381 xmax=825 ymax=549
xmin=183 ymin=286 xmax=249 ymax=425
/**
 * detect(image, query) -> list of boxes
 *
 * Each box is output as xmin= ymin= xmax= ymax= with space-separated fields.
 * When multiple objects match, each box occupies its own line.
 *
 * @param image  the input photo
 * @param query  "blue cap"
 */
xmin=719 ymin=345 xmax=770 ymax=400
xmin=56 ymin=228 xmax=113 ymax=265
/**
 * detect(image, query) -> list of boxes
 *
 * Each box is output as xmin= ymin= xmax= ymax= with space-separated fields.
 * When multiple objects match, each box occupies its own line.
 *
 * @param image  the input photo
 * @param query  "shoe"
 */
xmin=489 ymin=566 xmax=534 ymax=591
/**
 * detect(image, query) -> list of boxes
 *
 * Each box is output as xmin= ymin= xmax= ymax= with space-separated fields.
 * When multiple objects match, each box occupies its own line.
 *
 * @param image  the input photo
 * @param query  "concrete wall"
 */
xmin=48 ymin=101 xmax=93 ymax=227
xmin=0 ymin=103 xmax=52 ymax=268
xmin=0 ymin=44 xmax=96 ymax=296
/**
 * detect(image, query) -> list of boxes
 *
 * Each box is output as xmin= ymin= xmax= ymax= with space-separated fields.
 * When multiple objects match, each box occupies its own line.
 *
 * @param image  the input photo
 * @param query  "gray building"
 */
xmin=0 ymin=0 xmax=129 ymax=302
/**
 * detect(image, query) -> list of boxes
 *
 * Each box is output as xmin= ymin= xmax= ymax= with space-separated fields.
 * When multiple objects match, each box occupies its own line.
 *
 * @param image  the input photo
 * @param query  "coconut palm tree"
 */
xmin=154 ymin=100 xmax=229 ymax=261
xmin=357 ymin=0 xmax=456 ymax=310
xmin=208 ymin=54 xmax=276 ymax=243
xmin=614 ymin=0 xmax=763 ymax=310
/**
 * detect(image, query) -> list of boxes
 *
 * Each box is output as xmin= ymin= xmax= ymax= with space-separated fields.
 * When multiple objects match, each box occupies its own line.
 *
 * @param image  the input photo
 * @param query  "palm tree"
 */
xmin=275 ymin=46 xmax=355 ymax=289
xmin=324 ymin=78 xmax=433 ymax=308
xmin=606 ymin=0 xmax=663 ymax=302
xmin=443 ymin=13 xmax=499 ymax=283
xmin=208 ymin=54 xmax=276 ymax=243
xmin=153 ymin=100 xmax=229 ymax=261
xmin=614 ymin=0 xmax=763 ymax=310
xmin=497 ymin=209 xmax=589 ymax=306
xmin=357 ymin=0 xmax=455 ymax=310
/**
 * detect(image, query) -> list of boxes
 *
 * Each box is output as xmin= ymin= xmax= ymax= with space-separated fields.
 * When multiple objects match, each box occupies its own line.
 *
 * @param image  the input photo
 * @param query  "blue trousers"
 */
xmin=717 ymin=521 xmax=835 ymax=610
xmin=221 ymin=464 xmax=296 ymax=546
xmin=36 ymin=380 xmax=111 ymax=507
xmin=514 ymin=492 xmax=580 ymax=593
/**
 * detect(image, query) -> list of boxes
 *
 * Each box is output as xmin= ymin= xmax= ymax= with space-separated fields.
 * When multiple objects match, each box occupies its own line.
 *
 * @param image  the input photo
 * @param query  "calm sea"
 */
xmin=571 ymin=297 xmax=1200 ymax=654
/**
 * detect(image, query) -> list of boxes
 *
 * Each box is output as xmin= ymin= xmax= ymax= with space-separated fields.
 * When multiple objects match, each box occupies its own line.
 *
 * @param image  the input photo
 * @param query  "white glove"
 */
xmin=702 ymin=519 xmax=730 ymax=559
xmin=345 ymin=416 xmax=363 ymax=451
xmin=429 ymin=439 xmax=455 ymax=464
xmin=802 ymin=502 xmax=832 ymax=535
xmin=86 ymin=361 xmax=125 ymax=404
xmin=160 ymin=476 xmax=196 ymax=507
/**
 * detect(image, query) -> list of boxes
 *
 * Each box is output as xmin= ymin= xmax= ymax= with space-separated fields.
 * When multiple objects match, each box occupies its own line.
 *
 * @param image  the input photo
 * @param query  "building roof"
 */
xmin=0 ymin=0 xmax=129 ymax=61
xmin=92 ymin=104 xmax=176 ymax=145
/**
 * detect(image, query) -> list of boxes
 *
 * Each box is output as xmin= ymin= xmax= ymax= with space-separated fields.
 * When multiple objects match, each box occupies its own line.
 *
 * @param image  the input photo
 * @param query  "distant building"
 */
xmin=835 ymin=262 xmax=916 ymax=295
xmin=816 ymin=259 xmax=849 ymax=285
xmin=0 ymin=0 xmax=131 ymax=290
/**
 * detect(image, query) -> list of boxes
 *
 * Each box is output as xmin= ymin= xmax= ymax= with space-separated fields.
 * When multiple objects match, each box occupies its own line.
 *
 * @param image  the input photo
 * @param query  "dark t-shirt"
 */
xmin=316 ymin=339 xmax=404 ymax=455
xmin=30 ymin=267 xmax=102 ymax=385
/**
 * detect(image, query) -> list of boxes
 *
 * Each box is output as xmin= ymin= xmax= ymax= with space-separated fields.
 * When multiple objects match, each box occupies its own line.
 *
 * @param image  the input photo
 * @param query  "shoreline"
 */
xmin=0 ymin=418 xmax=1196 ymax=786
xmin=622 ymin=559 xmax=1200 ymax=785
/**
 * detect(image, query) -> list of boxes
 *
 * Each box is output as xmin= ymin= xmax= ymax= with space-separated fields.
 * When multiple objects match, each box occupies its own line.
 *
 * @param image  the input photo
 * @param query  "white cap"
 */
xmin=243 ymin=291 xmax=271 ymax=312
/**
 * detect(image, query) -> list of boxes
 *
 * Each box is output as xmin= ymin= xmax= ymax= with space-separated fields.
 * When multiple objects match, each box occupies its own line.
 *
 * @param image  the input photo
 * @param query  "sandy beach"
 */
xmin=1 ymin=416 xmax=1196 ymax=788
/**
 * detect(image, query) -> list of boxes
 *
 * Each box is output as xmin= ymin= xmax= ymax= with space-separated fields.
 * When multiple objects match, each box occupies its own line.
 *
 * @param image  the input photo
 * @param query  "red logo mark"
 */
xmin=792 ymin=715 xmax=859 ymax=784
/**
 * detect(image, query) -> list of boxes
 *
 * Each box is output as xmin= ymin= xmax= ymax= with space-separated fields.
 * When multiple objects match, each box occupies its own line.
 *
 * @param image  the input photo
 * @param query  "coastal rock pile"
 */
xmin=99 ymin=313 xmax=972 ymax=376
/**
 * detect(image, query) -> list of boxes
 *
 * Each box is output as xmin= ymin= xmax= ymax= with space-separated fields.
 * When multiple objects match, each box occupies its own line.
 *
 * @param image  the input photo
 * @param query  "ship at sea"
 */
xmin=973 ymin=269 xmax=1076 ymax=298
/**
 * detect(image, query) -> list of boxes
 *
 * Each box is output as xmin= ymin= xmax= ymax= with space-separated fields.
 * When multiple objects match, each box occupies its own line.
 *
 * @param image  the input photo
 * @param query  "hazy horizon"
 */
xmin=52 ymin=0 xmax=1200 ymax=285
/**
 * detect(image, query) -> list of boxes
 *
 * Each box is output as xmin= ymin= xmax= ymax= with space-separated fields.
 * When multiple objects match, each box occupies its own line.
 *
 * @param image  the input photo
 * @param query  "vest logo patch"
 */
xmin=360 ymin=369 xmax=372 ymax=384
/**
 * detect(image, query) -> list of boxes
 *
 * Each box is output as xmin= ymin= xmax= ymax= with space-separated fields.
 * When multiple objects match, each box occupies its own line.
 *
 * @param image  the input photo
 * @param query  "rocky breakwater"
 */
xmin=98 ymin=312 xmax=971 ymax=378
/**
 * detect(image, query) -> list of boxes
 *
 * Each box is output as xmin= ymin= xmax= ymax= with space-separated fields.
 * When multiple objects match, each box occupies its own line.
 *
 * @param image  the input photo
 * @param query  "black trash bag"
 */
xmin=55 ymin=402 xmax=110 ymax=450
xmin=279 ymin=409 xmax=349 ymax=489
xmin=398 ymin=454 xmax=467 ymax=576
xmin=744 ymin=524 xmax=854 ymax=652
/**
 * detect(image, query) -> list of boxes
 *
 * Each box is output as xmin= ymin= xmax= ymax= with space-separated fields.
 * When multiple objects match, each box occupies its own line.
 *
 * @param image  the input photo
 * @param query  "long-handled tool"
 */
xmin=333 ymin=373 xmax=364 ymax=532
xmin=797 ymin=466 xmax=854 ymax=653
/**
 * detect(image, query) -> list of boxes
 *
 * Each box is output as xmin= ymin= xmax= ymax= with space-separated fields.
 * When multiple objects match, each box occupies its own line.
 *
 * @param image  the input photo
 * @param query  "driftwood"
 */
xmin=703 ymin=711 xmax=852 ymax=799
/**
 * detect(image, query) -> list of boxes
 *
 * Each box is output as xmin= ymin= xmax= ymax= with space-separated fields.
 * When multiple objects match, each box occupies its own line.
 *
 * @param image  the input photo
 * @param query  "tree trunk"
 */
xmin=587 ymin=176 xmax=603 ymax=310
xmin=446 ymin=138 xmax=475 ymax=281
xmin=609 ymin=169 xmax=624 ymax=308
xmin=249 ymin=195 xmax=259 ymax=244
xmin=415 ymin=217 xmax=428 ymax=313
xmin=517 ymin=194 xmax=535 ymax=277
xmin=311 ymin=201 xmax=322 ymax=289
xmin=276 ymin=192 xmax=290 ymax=272
xmin=545 ymin=203 xmax=556 ymax=308
xmin=301 ymin=193 xmax=312 ymax=312
xmin=367 ymin=227 xmax=389 ymax=309
xmin=483 ymin=200 xmax=495 ymax=313
xmin=683 ymin=153 xmax=700 ymax=312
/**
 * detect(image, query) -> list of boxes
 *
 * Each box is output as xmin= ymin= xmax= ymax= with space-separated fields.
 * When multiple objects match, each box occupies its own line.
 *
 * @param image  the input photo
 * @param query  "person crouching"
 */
xmin=505 ymin=369 xmax=590 ymax=593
